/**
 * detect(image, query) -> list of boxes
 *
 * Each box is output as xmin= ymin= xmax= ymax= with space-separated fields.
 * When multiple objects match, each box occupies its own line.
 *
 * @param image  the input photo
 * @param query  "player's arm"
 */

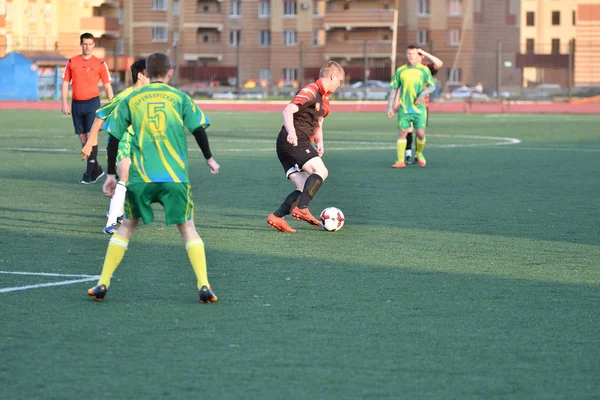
xmin=387 ymin=70 xmax=401 ymax=117
xmin=416 ymin=70 xmax=436 ymax=105
xmin=282 ymin=103 xmax=300 ymax=146
xmin=81 ymin=117 xmax=103 ymax=159
xmin=314 ymin=118 xmax=325 ymax=156
xmin=192 ymin=127 xmax=219 ymax=174
xmin=61 ymin=60 xmax=71 ymax=115
xmin=182 ymin=95 xmax=219 ymax=174
xmin=418 ymin=49 xmax=443 ymax=70
xmin=103 ymin=82 xmax=114 ymax=101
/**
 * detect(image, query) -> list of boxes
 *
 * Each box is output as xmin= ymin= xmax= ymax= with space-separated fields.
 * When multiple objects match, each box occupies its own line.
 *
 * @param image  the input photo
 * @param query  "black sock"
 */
xmin=406 ymin=131 xmax=413 ymax=152
xmin=274 ymin=190 xmax=302 ymax=217
xmin=90 ymin=146 xmax=99 ymax=172
xmin=297 ymin=174 xmax=323 ymax=209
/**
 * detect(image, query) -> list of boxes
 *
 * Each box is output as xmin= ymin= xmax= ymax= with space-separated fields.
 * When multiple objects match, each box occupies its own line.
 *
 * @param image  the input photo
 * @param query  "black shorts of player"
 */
xmin=71 ymin=96 xmax=100 ymax=135
xmin=276 ymin=127 xmax=318 ymax=178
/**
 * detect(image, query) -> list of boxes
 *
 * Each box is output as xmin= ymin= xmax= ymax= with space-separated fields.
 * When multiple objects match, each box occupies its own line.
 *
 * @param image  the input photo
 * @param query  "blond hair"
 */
xmin=319 ymin=61 xmax=344 ymax=78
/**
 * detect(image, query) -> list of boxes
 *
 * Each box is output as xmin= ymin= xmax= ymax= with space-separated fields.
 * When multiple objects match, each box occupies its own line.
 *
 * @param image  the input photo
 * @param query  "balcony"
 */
xmin=516 ymin=53 xmax=568 ymax=69
xmin=86 ymin=0 xmax=120 ymax=7
xmin=183 ymin=14 xmax=225 ymax=31
xmin=324 ymin=9 xmax=394 ymax=30
xmin=0 ymin=15 xmax=5 ymax=28
xmin=325 ymin=40 xmax=393 ymax=59
xmin=183 ymin=43 xmax=225 ymax=60
xmin=80 ymin=16 xmax=120 ymax=38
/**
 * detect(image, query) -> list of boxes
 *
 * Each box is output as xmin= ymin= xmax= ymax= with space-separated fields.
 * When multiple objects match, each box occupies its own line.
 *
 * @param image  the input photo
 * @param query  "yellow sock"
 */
xmin=396 ymin=139 xmax=407 ymax=163
xmin=416 ymin=137 xmax=426 ymax=156
xmin=186 ymin=238 xmax=210 ymax=289
xmin=98 ymin=234 xmax=129 ymax=288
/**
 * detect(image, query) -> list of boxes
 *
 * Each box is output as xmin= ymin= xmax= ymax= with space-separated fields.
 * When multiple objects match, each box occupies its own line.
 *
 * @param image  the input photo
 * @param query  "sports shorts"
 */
xmin=398 ymin=110 xmax=427 ymax=130
xmin=71 ymin=97 xmax=100 ymax=135
xmin=276 ymin=127 xmax=318 ymax=178
xmin=125 ymin=182 xmax=194 ymax=225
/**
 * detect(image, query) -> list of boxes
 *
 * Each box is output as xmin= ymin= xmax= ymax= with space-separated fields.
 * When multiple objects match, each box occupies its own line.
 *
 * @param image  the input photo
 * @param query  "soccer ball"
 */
xmin=320 ymin=207 xmax=345 ymax=232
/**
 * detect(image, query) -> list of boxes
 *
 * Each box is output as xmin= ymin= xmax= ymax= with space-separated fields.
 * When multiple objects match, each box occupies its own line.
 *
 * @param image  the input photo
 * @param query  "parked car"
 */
xmin=450 ymin=87 xmax=489 ymax=99
xmin=342 ymin=80 xmax=390 ymax=100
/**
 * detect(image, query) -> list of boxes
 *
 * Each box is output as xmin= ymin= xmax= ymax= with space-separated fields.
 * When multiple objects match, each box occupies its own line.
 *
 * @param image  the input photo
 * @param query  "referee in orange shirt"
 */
xmin=62 ymin=32 xmax=114 ymax=184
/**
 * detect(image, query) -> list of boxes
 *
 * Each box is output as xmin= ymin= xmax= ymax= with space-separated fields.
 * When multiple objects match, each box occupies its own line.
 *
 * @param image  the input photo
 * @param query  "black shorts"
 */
xmin=71 ymin=96 xmax=100 ymax=135
xmin=276 ymin=127 xmax=318 ymax=178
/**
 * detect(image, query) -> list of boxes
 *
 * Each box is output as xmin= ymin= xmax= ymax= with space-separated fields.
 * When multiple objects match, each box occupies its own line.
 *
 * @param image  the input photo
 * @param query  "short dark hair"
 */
xmin=146 ymin=52 xmax=172 ymax=79
xmin=130 ymin=59 xmax=146 ymax=84
xmin=80 ymin=33 xmax=95 ymax=44
xmin=406 ymin=45 xmax=418 ymax=50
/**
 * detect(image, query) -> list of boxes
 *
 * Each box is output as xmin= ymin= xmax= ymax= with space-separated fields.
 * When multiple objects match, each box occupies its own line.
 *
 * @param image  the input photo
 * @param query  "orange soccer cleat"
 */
xmin=291 ymin=207 xmax=321 ymax=227
xmin=391 ymin=161 xmax=406 ymax=169
xmin=267 ymin=214 xmax=297 ymax=233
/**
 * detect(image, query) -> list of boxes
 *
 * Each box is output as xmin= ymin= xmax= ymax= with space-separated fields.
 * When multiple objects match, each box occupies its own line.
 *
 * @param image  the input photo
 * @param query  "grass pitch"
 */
xmin=0 ymin=110 xmax=599 ymax=399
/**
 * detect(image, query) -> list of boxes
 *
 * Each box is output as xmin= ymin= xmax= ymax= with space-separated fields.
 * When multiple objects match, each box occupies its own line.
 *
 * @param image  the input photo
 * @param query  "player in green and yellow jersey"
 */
xmin=82 ymin=59 xmax=149 ymax=234
xmin=87 ymin=52 xmax=221 ymax=304
xmin=387 ymin=45 xmax=436 ymax=169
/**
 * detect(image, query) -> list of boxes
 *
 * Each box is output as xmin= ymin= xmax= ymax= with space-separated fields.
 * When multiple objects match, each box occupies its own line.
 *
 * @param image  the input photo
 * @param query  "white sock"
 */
xmin=106 ymin=181 xmax=127 ymax=226
xmin=405 ymin=149 xmax=412 ymax=157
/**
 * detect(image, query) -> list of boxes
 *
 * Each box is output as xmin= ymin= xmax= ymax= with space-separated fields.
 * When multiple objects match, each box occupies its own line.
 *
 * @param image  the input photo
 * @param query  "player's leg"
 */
xmin=414 ymin=113 xmax=428 ymax=167
xmin=88 ymin=217 xmax=140 ymax=301
xmin=105 ymin=154 xmax=131 ymax=233
xmin=291 ymin=155 xmax=327 ymax=226
xmin=268 ymin=135 xmax=303 ymax=232
xmin=85 ymin=98 xmax=104 ymax=183
xmin=177 ymin=219 xmax=217 ymax=303
xmin=405 ymin=123 xmax=414 ymax=163
xmin=393 ymin=113 xmax=411 ymax=168
xmin=72 ymin=101 xmax=91 ymax=183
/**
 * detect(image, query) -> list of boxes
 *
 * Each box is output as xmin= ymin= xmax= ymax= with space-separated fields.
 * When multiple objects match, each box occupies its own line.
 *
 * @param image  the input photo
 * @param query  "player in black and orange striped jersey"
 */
xmin=402 ymin=49 xmax=443 ymax=164
xmin=267 ymin=61 xmax=345 ymax=233
xmin=61 ymin=32 xmax=114 ymax=184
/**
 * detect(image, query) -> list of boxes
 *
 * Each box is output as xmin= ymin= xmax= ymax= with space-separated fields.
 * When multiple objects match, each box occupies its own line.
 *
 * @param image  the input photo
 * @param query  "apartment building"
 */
xmin=0 ymin=0 xmax=130 ymax=77
xmin=118 ymin=0 xmax=521 ymax=90
xmin=575 ymin=1 xmax=600 ymax=86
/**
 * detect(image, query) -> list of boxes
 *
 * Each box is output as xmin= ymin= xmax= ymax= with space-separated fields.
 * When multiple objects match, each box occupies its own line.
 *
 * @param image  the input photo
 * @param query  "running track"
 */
xmin=0 ymin=100 xmax=598 ymax=114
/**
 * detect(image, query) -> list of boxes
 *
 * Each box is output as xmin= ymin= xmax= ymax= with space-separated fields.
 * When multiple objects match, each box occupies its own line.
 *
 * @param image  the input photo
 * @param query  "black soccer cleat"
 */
xmin=80 ymin=173 xmax=92 ymax=184
xmin=199 ymin=286 xmax=218 ymax=303
xmin=91 ymin=165 xmax=105 ymax=183
xmin=88 ymin=284 xmax=108 ymax=301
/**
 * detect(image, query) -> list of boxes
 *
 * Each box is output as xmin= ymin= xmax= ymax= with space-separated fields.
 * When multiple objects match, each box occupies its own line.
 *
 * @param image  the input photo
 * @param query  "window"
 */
xmin=118 ymin=7 xmax=124 ymax=24
xmin=313 ymin=0 xmax=322 ymax=16
xmin=118 ymin=38 xmax=125 ymax=55
xmin=526 ymin=38 xmax=534 ymax=54
xmin=28 ymin=4 xmax=36 ymax=21
xmin=448 ymin=0 xmax=461 ymax=16
xmin=572 ymin=11 xmax=576 ymax=26
xmin=473 ymin=0 xmax=482 ymax=13
xmin=448 ymin=29 xmax=460 ymax=46
xmin=551 ymin=38 xmax=560 ymax=54
xmin=446 ymin=68 xmax=461 ymax=83
xmin=152 ymin=0 xmax=167 ymax=11
xmin=259 ymin=0 xmax=270 ymax=17
xmin=417 ymin=0 xmax=429 ymax=16
xmin=312 ymin=30 xmax=323 ymax=46
xmin=416 ymin=29 xmax=428 ymax=46
xmin=230 ymin=0 xmax=241 ymax=17
xmin=259 ymin=68 xmax=271 ymax=82
xmin=283 ymin=30 xmax=296 ymax=46
xmin=283 ymin=68 xmax=297 ymax=80
xmin=526 ymin=11 xmax=534 ymax=26
xmin=173 ymin=30 xmax=180 ymax=45
xmin=284 ymin=0 xmax=296 ymax=16
xmin=230 ymin=30 xmax=241 ymax=46
xmin=28 ymin=36 xmax=36 ymax=50
xmin=43 ymin=4 xmax=51 ymax=22
xmin=45 ymin=36 xmax=53 ymax=51
xmin=173 ymin=0 xmax=180 ymax=16
xmin=552 ymin=11 xmax=560 ymax=26
xmin=5 ymin=1 xmax=11 ymax=20
xmin=259 ymin=30 xmax=271 ymax=47
xmin=152 ymin=26 xmax=168 ymax=42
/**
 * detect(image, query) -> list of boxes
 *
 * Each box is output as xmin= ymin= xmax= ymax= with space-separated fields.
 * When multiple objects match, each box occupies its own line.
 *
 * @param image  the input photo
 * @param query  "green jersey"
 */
xmin=109 ymin=82 xmax=210 ymax=184
xmin=390 ymin=63 xmax=435 ymax=114
xmin=97 ymin=86 xmax=135 ymax=144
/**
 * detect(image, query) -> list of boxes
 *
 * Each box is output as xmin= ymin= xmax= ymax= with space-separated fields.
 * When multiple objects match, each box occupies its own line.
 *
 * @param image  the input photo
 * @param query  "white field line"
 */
xmin=0 ymin=270 xmax=99 ymax=293
xmin=0 ymin=134 xmax=521 ymax=153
